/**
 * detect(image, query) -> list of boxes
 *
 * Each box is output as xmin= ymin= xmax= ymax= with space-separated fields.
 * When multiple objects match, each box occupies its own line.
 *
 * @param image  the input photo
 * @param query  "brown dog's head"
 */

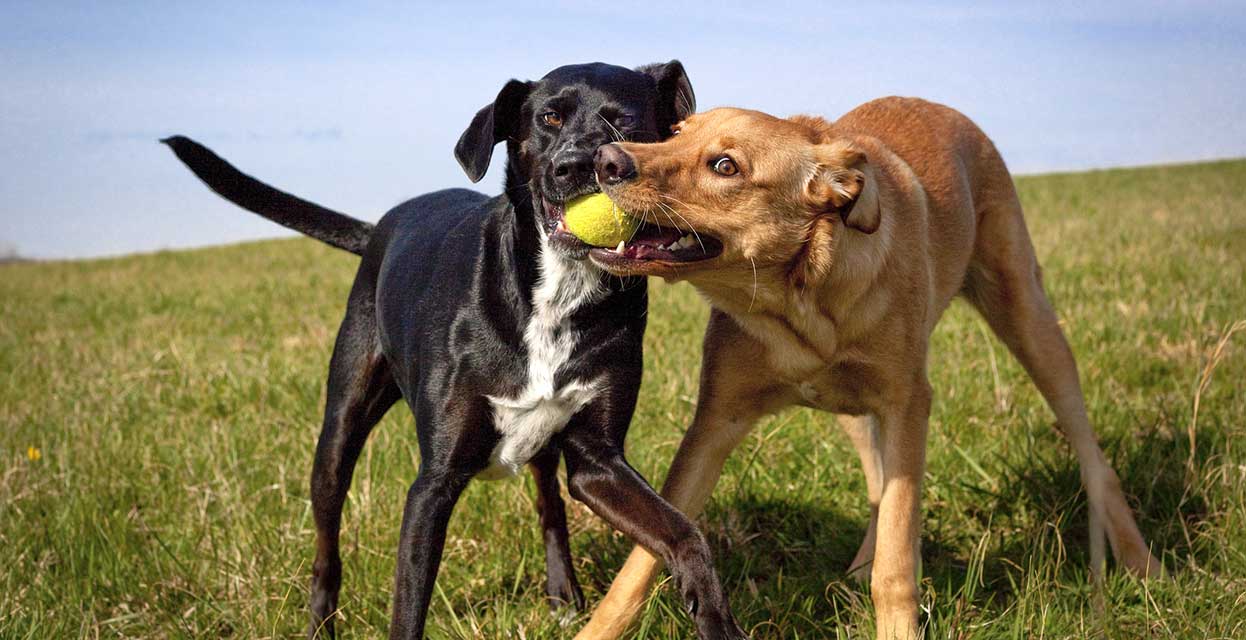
xmin=589 ymin=108 xmax=879 ymax=288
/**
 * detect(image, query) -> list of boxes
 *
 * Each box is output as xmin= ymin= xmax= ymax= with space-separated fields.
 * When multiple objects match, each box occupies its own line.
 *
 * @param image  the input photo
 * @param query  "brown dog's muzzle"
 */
xmin=587 ymin=143 xmax=723 ymax=275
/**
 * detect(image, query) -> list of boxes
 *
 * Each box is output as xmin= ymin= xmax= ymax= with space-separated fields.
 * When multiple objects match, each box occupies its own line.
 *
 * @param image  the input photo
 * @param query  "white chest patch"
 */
xmin=478 ymin=237 xmax=605 ymax=480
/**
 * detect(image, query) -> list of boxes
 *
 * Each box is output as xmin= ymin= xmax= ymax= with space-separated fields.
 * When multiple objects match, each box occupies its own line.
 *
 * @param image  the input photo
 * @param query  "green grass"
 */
xmin=3 ymin=159 xmax=1246 ymax=639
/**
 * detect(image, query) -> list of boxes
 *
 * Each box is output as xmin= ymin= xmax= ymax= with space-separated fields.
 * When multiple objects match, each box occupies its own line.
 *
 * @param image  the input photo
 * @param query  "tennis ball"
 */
xmin=564 ymin=193 xmax=640 ymax=247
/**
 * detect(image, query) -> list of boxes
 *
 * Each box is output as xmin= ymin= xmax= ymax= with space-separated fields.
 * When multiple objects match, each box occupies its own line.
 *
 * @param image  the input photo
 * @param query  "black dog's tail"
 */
xmin=161 ymin=135 xmax=373 ymax=256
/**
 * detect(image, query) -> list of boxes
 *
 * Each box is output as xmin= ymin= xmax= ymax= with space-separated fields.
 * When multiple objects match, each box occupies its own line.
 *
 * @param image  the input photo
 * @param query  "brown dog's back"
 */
xmin=834 ymin=97 xmax=1028 ymax=309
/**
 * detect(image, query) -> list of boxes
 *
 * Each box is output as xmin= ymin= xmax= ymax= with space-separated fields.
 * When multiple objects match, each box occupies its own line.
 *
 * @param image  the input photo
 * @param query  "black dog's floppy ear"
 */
xmin=455 ymin=79 xmax=532 ymax=183
xmin=636 ymin=60 xmax=696 ymax=136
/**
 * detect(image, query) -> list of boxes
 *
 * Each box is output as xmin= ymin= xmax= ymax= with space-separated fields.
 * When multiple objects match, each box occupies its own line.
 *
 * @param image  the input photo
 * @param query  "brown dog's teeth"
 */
xmin=615 ymin=240 xmax=625 ymax=253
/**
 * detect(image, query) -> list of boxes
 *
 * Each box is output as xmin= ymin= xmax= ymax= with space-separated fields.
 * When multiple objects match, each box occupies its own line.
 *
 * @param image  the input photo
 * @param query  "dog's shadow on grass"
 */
xmin=593 ymin=424 xmax=1215 ymax=636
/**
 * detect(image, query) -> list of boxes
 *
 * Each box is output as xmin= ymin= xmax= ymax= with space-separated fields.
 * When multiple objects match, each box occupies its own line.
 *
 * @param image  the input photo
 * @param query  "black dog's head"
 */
xmin=455 ymin=61 xmax=695 ymax=258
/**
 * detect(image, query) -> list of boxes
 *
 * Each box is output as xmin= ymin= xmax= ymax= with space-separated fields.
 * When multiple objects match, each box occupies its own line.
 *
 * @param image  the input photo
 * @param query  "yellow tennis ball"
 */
xmin=564 ymin=193 xmax=640 ymax=247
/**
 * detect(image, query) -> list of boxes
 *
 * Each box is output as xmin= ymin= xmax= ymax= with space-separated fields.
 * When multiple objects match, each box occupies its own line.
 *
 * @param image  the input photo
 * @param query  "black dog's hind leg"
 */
xmin=529 ymin=446 xmax=585 ymax=611
xmin=309 ymin=293 xmax=401 ymax=639
xmin=561 ymin=427 xmax=745 ymax=640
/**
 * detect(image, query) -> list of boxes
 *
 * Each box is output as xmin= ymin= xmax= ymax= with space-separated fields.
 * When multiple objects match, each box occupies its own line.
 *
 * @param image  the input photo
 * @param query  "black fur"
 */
xmin=165 ymin=60 xmax=744 ymax=640
xmin=161 ymin=136 xmax=373 ymax=255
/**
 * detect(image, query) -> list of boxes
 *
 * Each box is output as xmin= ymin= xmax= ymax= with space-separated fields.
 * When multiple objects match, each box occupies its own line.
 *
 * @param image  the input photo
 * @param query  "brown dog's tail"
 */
xmin=161 ymin=135 xmax=373 ymax=256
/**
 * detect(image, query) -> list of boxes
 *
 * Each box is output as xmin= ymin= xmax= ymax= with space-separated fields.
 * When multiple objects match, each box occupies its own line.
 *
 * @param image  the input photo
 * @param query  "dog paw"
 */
xmin=847 ymin=560 xmax=872 ymax=584
xmin=695 ymin=613 xmax=749 ymax=640
xmin=546 ymin=578 xmax=586 ymax=613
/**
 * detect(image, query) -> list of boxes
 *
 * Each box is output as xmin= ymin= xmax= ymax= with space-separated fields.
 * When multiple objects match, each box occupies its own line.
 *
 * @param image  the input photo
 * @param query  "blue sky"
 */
xmin=2 ymin=1 xmax=1244 ymax=258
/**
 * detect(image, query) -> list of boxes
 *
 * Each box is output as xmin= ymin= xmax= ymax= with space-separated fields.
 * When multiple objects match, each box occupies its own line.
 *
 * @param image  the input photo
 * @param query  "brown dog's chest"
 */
xmin=734 ymin=308 xmax=882 ymax=416
xmin=789 ymin=361 xmax=882 ymax=415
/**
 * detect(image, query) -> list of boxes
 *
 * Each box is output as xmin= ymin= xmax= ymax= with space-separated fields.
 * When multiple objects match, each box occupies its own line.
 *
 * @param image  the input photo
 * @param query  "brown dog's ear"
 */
xmin=636 ymin=60 xmax=696 ymax=137
xmin=454 ymin=79 xmax=532 ymax=183
xmin=806 ymin=140 xmax=881 ymax=234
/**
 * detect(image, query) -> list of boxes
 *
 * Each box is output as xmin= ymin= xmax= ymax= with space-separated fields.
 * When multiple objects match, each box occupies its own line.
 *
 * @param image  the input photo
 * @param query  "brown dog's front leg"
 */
xmin=869 ymin=381 xmax=932 ymax=640
xmin=572 ymin=404 xmax=759 ymax=640
xmin=561 ymin=431 xmax=746 ymax=640
xmin=577 ymin=313 xmax=790 ymax=639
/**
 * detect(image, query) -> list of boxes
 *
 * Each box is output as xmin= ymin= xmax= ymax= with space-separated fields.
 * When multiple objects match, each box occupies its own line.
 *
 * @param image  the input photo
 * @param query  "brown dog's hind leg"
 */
xmin=963 ymin=195 xmax=1162 ymax=579
xmin=309 ymin=295 xmax=401 ymax=638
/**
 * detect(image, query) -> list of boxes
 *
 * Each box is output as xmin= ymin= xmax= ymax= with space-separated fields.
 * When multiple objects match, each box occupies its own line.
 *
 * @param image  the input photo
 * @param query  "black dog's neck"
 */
xmin=503 ymin=163 xmax=541 ymax=243
xmin=501 ymin=165 xmax=545 ymax=293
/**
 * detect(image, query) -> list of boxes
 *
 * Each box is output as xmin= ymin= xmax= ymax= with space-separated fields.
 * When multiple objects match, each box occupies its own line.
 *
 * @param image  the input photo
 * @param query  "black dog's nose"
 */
xmin=594 ymin=144 xmax=636 ymax=184
xmin=552 ymin=149 xmax=595 ymax=187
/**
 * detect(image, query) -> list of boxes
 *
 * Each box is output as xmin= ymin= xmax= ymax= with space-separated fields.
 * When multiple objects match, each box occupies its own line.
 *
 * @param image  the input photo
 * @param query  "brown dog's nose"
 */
xmin=594 ymin=144 xmax=636 ymax=184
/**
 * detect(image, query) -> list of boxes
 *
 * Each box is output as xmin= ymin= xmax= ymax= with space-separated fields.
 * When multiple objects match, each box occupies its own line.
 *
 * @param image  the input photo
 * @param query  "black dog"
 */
xmin=164 ymin=61 xmax=746 ymax=640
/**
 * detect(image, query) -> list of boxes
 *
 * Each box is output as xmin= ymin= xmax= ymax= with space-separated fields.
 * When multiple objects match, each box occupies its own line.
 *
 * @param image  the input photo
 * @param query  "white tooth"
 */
xmin=679 ymin=235 xmax=696 ymax=248
xmin=615 ymin=240 xmax=626 ymax=252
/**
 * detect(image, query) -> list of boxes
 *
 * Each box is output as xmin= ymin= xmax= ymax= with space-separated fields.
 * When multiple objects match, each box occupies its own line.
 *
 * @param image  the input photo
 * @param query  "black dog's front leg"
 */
xmin=529 ymin=446 xmax=586 ymax=611
xmin=389 ymin=469 xmax=470 ymax=640
xmin=561 ymin=430 xmax=746 ymax=640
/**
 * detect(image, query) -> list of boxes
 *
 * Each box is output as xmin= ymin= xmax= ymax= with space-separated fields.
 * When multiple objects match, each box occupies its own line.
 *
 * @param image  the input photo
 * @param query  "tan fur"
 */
xmin=579 ymin=98 xmax=1163 ymax=640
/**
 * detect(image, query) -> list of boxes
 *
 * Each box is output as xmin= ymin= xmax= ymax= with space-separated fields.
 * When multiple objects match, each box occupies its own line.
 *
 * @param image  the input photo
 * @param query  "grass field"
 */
xmin=3 ymin=159 xmax=1246 ymax=639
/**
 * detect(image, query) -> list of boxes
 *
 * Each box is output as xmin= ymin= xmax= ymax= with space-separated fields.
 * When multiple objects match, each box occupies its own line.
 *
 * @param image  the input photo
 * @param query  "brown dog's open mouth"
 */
xmin=587 ymin=220 xmax=723 ymax=270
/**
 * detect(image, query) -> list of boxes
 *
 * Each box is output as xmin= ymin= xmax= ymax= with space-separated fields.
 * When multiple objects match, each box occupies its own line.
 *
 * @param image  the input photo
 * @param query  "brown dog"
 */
xmin=574 ymin=98 xmax=1163 ymax=639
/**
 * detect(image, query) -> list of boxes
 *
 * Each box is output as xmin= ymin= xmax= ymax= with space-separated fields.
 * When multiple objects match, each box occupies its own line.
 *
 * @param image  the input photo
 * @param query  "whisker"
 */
xmin=627 ymin=206 xmax=645 ymax=242
xmin=655 ymin=202 xmax=684 ymax=234
xmin=654 ymin=202 xmax=683 ymax=232
xmin=675 ymin=87 xmax=694 ymax=118
xmin=658 ymin=193 xmax=694 ymax=209
xmin=655 ymin=200 xmax=705 ymax=253
xmin=654 ymin=202 xmax=681 ymax=235
xmin=748 ymin=257 xmax=758 ymax=313
xmin=597 ymin=113 xmax=625 ymax=143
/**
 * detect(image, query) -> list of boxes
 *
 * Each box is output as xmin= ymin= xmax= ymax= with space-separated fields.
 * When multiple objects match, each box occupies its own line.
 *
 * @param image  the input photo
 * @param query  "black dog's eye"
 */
xmin=711 ymin=156 xmax=738 ymax=176
xmin=671 ymin=125 xmax=682 ymax=136
xmin=615 ymin=114 xmax=636 ymax=128
xmin=541 ymin=111 xmax=563 ymax=127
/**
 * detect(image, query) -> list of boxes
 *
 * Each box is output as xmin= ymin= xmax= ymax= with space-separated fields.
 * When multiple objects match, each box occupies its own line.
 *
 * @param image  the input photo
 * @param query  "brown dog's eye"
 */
xmin=542 ymin=111 xmax=563 ymax=127
xmin=711 ymin=156 xmax=738 ymax=176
